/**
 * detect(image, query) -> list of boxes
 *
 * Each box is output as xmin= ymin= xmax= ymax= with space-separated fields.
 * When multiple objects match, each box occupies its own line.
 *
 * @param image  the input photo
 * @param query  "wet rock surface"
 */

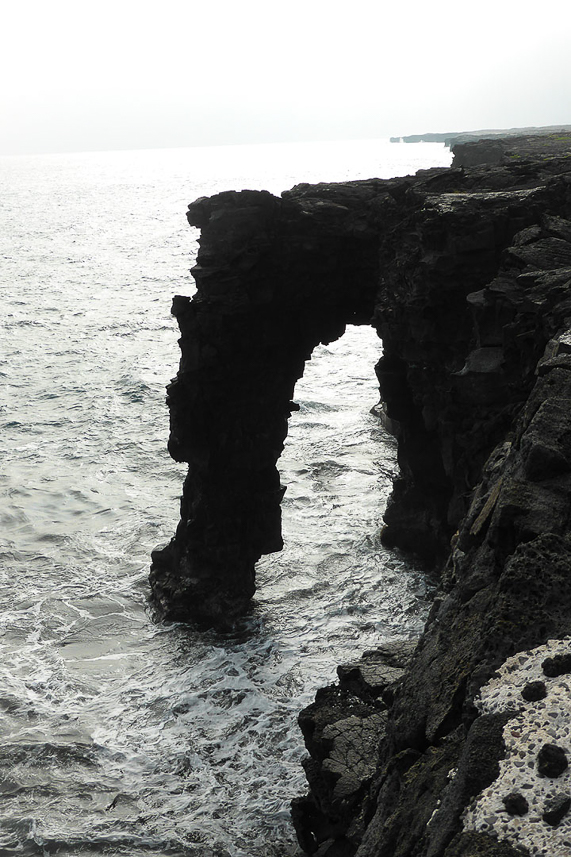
xmin=151 ymin=135 xmax=571 ymax=854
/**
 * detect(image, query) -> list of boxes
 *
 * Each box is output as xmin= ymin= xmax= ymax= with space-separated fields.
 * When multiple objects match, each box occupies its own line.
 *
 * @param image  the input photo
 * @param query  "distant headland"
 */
xmin=391 ymin=123 xmax=571 ymax=147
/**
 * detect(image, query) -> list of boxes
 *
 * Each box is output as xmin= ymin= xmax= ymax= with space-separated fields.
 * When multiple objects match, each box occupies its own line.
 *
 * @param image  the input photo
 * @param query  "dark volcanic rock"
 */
xmin=151 ymin=143 xmax=571 ymax=623
xmin=537 ymin=744 xmax=568 ymax=778
xmin=336 ymin=640 xmax=416 ymax=704
xmin=443 ymin=832 xmax=531 ymax=856
xmin=542 ymin=793 xmax=571 ymax=826
xmin=292 ymin=643 xmax=414 ymax=855
xmin=542 ymin=652 xmax=571 ymax=677
xmin=521 ymin=680 xmax=547 ymax=702
xmin=293 ymin=147 xmax=571 ymax=855
xmin=451 ymin=130 xmax=571 ymax=168
xmin=502 ymin=792 xmax=529 ymax=816
xmin=150 ymin=184 xmax=383 ymax=624
xmin=151 ymin=135 xmax=571 ymax=856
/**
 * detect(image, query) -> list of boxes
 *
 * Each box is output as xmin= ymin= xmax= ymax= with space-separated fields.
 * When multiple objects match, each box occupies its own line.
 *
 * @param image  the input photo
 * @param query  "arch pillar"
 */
xmin=150 ymin=187 xmax=379 ymax=624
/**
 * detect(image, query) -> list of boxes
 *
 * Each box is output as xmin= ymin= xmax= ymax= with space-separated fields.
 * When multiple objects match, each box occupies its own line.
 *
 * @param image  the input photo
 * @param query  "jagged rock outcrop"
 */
xmin=150 ymin=184 xmax=382 ymax=624
xmin=292 ymin=641 xmax=416 ymax=853
xmin=151 ymin=134 xmax=571 ymax=854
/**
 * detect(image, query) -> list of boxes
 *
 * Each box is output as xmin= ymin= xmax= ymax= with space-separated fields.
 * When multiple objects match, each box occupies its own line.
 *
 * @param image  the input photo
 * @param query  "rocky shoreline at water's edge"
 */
xmin=150 ymin=131 xmax=571 ymax=855
xmin=292 ymin=133 xmax=571 ymax=857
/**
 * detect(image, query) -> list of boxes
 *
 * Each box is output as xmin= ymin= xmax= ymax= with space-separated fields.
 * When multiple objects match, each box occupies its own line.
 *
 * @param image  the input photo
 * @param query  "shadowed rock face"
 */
xmin=150 ymin=185 xmax=381 ymax=624
xmin=150 ymin=140 xmax=571 ymax=853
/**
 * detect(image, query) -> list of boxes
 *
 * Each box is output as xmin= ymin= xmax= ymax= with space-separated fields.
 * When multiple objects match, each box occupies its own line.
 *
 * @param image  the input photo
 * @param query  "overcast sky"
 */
xmin=2 ymin=0 xmax=570 ymax=155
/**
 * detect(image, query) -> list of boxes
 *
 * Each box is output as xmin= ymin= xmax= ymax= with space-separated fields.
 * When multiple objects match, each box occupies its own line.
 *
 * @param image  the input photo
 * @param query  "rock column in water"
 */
xmin=150 ymin=186 xmax=380 ymax=624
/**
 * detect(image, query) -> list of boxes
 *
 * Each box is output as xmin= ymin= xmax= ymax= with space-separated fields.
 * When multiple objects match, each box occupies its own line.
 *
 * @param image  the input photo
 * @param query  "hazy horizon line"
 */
xmin=2 ymin=122 xmax=569 ymax=160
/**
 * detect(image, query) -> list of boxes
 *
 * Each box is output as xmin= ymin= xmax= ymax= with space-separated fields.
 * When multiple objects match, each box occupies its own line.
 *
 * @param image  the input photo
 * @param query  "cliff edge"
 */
xmin=151 ymin=134 xmax=571 ymax=854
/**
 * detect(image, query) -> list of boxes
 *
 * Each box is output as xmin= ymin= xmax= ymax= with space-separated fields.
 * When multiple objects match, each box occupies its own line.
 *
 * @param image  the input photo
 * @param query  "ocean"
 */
xmin=0 ymin=139 xmax=452 ymax=856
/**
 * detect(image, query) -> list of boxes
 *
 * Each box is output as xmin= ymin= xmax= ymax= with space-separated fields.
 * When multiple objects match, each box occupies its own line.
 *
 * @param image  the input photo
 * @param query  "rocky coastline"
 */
xmin=390 ymin=124 xmax=571 ymax=148
xmin=151 ymin=133 xmax=571 ymax=855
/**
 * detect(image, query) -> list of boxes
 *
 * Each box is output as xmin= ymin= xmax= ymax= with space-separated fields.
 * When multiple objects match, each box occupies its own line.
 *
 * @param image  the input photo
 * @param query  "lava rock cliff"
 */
xmin=151 ymin=134 xmax=571 ymax=855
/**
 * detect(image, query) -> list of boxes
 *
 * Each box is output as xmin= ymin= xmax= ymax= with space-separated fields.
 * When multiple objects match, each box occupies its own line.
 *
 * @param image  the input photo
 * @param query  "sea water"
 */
xmin=0 ymin=139 xmax=452 ymax=856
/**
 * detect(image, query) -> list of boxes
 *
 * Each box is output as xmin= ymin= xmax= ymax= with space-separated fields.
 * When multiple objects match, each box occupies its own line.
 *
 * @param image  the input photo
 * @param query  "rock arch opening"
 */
xmin=277 ymin=323 xmax=389 ymax=553
xmin=149 ymin=186 xmax=384 ymax=625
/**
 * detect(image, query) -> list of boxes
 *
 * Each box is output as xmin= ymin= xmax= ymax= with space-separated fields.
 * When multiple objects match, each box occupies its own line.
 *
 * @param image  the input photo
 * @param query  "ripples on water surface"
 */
xmin=0 ymin=140 xmax=451 ymax=856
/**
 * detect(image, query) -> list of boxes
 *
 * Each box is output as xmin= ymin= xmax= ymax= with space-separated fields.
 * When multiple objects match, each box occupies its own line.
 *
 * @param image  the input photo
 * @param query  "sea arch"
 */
xmin=149 ymin=187 xmax=385 ymax=625
xmin=148 ymin=171 xmax=512 ymax=625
